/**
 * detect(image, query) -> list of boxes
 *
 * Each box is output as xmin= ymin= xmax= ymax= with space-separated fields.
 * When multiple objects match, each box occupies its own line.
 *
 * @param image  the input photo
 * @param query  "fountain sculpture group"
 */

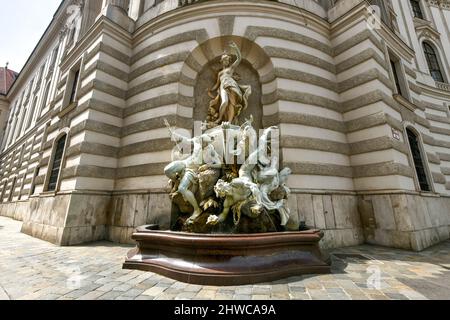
xmin=123 ymin=43 xmax=331 ymax=285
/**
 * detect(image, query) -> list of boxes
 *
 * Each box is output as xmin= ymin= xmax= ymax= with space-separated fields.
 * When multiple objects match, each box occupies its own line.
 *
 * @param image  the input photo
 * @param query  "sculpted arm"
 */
xmin=230 ymin=42 xmax=242 ymax=70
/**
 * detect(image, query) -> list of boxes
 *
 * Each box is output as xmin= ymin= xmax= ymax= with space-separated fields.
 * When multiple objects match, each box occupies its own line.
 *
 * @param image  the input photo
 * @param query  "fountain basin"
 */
xmin=123 ymin=226 xmax=331 ymax=286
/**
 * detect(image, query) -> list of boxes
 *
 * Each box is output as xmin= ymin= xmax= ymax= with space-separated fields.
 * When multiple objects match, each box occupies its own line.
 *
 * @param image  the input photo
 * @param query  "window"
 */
xmin=410 ymin=0 xmax=424 ymax=19
xmin=388 ymin=53 xmax=408 ymax=99
xmin=47 ymin=134 xmax=67 ymax=192
xmin=67 ymin=26 xmax=77 ymax=48
xmin=8 ymin=177 xmax=16 ymax=202
xmin=0 ymin=182 xmax=6 ymax=203
xmin=423 ymin=42 xmax=445 ymax=83
xmin=369 ymin=0 xmax=390 ymax=27
xmin=25 ymin=96 xmax=38 ymax=129
xmin=406 ymin=128 xmax=430 ymax=192
xmin=40 ymin=81 xmax=51 ymax=115
xmin=30 ymin=167 xmax=40 ymax=196
xmin=69 ymin=69 xmax=80 ymax=104
xmin=391 ymin=59 xmax=403 ymax=95
xmin=49 ymin=45 xmax=60 ymax=70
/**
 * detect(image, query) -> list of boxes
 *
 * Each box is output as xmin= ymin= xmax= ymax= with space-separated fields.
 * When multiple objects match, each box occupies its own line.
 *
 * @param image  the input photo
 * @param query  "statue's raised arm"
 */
xmin=229 ymin=42 xmax=242 ymax=71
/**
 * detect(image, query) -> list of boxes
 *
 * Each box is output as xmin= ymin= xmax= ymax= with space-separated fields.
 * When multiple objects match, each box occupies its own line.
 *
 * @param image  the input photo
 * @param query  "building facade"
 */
xmin=0 ymin=66 xmax=18 ymax=146
xmin=0 ymin=0 xmax=449 ymax=251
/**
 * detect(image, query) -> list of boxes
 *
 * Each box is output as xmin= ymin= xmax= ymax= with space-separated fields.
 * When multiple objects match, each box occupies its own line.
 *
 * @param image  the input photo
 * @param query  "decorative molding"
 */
xmin=425 ymin=0 xmax=450 ymax=10
xmin=414 ymin=17 xmax=441 ymax=41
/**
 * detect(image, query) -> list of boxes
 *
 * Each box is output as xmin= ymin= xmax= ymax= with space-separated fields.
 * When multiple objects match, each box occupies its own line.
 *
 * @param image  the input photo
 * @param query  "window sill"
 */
xmin=393 ymin=94 xmax=416 ymax=112
xmin=58 ymin=101 xmax=78 ymax=118
xmin=435 ymin=81 xmax=450 ymax=92
xmin=39 ymin=191 xmax=57 ymax=198
xmin=419 ymin=191 xmax=439 ymax=198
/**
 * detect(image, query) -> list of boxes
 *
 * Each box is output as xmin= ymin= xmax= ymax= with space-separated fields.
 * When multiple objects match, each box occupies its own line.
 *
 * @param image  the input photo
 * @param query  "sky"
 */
xmin=0 ymin=0 xmax=63 ymax=73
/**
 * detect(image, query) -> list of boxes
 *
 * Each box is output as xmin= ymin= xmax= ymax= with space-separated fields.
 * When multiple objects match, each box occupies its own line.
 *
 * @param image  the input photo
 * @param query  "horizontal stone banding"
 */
xmin=65 ymin=142 xmax=119 ymax=158
xmin=62 ymin=165 xmax=116 ymax=180
xmin=281 ymin=136 xmax=350 ymax=155
xmin=244 ymin=26 xmax=332 ymax=56
xmin=71 ymin=120 xmax=121 ymax=138
xmin=349 ymin=137 xmax=409 ymax=156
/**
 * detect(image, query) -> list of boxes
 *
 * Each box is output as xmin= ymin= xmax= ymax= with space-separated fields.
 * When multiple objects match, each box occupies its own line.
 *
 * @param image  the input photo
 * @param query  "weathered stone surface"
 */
xmin=133 ymin=194 xmax=150 ymax=227
xmin=333 ymin=195 xmax=360 ymax=229
xmin=147 ymin=194 xmax=172 ymax=229
xmin=371 ymin=195 xmax=396 ymax=231
xmin=312 ymin=195 xmax=326 ymax=229
xmin=297 ymin=194 xmax=314 ymax=227
xmin=286 ymin=194 xmax=300 ymax=231
xmin=322 ymin=195 xmax=336 ymax=229
xmin=390 ymin=194 xmax=415 ymax=232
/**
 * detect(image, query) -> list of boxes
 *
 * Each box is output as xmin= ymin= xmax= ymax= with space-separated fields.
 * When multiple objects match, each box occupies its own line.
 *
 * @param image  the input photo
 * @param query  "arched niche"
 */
xmin=194 ymin=57 xmax=263 ymax=130
xmin=179 ymin=36 xmax=276 ymax=132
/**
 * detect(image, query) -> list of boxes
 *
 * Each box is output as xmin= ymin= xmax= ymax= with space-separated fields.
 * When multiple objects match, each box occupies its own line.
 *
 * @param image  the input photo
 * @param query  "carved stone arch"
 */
xmin=402 ymin=122 xmax=434 ymax=192
xmin=178 ymin=36 xmax=277 ymax=131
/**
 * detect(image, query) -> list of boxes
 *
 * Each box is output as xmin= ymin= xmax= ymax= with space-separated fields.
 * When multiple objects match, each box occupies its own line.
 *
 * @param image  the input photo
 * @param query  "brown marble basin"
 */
xmin=123 ymin=226 xmax=331 ymax=286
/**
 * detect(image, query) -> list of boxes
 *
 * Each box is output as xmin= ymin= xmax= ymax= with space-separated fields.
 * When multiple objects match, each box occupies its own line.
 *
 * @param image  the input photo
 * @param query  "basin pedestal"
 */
xmin=123 ymin=226 xmax=331 ymax=286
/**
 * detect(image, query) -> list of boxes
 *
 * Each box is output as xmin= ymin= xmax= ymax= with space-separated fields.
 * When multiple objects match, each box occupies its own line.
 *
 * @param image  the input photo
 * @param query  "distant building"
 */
xmin=0 ymin=0 xmax=449 ymax=251
xmin=0 ymin=65 xmax=18 ymax=153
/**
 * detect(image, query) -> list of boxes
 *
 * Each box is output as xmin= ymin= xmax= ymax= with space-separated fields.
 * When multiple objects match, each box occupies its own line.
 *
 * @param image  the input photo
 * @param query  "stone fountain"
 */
xmin=123 ymin=42 xmax=330 ymax=285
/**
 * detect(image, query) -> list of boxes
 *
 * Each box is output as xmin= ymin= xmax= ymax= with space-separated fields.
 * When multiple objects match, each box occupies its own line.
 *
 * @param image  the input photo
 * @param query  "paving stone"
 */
xmin=0 ymin=217 xmax=449 ymax=301
xmin=77 ymin=290 xmax=106 ymax=300
xmin=97 ymin=291 xmax=123 ymax=300
xmin=142 ymin=285 xmax=167 ymax=297
xmin=175 ymin=292 xmax=197 ymax=300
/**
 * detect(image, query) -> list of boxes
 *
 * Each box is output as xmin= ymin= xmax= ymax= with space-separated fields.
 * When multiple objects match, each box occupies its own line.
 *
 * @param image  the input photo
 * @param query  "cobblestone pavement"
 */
xmin=0 ymin=216 xmax=449 ymax=300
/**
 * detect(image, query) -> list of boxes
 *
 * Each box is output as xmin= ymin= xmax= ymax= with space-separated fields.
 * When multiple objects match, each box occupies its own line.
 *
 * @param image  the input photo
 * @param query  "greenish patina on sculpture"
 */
xmin=165 ymin=42 xmax=293 ymax=234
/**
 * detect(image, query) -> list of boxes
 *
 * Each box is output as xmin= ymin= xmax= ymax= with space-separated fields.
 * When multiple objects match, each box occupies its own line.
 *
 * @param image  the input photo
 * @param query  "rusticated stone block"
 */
xmin=312 ymin=195 xmax=326 ymax=229
xmin=367 ymin=229 xmax=411 ymax=249
xmin=321 ymin=228 xmax=364 ymax=249
xmin=108 ymin=226 xmax=122 ymax=243
xmin=134 ymin=194 xmax=150 ymax=227
xmin=410 ymin=228 xmax=441 ymax=252
xmin=41 ymin=225 xmax=59 ymax=244
xmin=286 ymin=194 xmax=300 ymax=231
xmin=322 ymin=195 xmax=336 ymax=229
xmin=333 ymin=195 xmax=360 ymax=229
xmin=148 ymin=194 xmax=171 ymax=229
xmin=390 ymin=194 xmax=414 ymax=232
xmin=371 ymin=195 xmax=396 ymax=230
xmin=297 ymin=194 xmax=314 ymax=227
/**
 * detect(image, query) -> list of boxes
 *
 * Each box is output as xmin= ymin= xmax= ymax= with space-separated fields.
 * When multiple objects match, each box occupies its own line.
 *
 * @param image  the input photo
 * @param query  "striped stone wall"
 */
xmin=0 ymin=0 xmax=449 ymax=250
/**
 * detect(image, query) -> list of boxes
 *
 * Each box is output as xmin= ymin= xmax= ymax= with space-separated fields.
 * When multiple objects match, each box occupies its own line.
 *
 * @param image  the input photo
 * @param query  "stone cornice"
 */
xmin=414 ymin=18 xmax=441 ymax=41
xmin=417 ymin=80 xmax=450 ymax=99
xmin=426 ymin=0 xmax=450 ymax=10
xmin=133 ymin=0 xmax=330 ymax=47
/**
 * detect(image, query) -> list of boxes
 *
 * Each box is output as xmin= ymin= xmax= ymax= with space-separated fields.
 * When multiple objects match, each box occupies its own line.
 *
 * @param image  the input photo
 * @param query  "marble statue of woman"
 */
xmin=208 ymin=42 xmax=252 ymax=126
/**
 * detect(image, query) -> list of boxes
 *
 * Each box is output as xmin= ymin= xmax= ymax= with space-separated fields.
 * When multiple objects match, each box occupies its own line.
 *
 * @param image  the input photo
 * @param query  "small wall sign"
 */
xmin=392 ymin=128 xmax=401 ymax=141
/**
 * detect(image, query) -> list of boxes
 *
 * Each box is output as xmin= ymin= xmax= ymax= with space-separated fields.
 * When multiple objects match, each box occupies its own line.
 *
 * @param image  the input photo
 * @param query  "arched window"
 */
xmin=0 ymin=182 xmax=6 ymax=203
xmin=406 ymin=128 xmax=430 ymax=192
xmin=410 ymin=0 xmax=424 ymax=19
xmin=47 ymin=134 xmax=67 ymax=192
xmin=30 ymin=166 xmax=40 ymax=196
xmin=40 ymin=81 xmax=51 ymax=116
xmin=8 ymin=177 xmax=17 ymax=202
xmin=25 ymin=96 xmax=38 ymax=129
xmin=423 ymin=42 xmax=445 ymax=83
